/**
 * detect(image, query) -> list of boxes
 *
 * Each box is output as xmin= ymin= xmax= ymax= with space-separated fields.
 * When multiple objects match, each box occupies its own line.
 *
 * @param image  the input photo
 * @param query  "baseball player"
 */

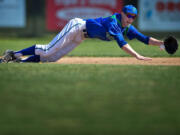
xmin=1 ymin=5 xmax=165 ymax=63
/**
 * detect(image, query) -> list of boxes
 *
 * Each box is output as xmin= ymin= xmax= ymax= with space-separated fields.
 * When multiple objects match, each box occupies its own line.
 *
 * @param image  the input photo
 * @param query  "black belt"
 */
xmin=83 ymin=29 xmax=89 ymax=38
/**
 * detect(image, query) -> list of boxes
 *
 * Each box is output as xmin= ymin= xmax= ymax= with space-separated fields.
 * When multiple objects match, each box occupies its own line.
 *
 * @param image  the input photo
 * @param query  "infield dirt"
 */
xmin=57 ymin=57 xmax=180 ymax=66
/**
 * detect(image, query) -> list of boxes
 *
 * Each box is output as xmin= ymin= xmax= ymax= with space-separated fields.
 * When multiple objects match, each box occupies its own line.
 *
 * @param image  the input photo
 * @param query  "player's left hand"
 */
xmin=164 ymin=36 xmax=178 ymax=54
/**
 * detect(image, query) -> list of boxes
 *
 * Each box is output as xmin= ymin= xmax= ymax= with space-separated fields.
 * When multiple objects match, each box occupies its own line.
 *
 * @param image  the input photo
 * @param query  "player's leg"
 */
xmin=14 ymin=45 xmax=36 ymax=57
xmin=1 ymin=18 xmax=85 ymax=63
xmin=41 ymin=42 xmax=81 ymax=62
xmin=35 ymin=19 xmax=77 ymax=58
xmin=2 ymin=45 xmax=37 ymax=63
xmin=21 ymin=55 xmax=40 ymax=63
xmin=35 ymin=18 xmax=86 ymax=62
xmin=14 ymin=45 xmax=42 ymax=62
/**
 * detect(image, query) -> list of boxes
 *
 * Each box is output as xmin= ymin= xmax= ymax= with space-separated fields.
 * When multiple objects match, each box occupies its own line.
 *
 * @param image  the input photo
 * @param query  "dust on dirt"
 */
xmin=56 ymin=57 xmax=180 ymax=66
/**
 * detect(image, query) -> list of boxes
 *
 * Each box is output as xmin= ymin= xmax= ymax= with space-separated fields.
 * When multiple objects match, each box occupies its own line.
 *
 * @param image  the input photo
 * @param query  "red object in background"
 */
xmin=177 ymin=2 xmax=180 ymax=11
xmin=156 ymin=1 xmax=180 ymax=12
xmin=46 ymin=0 xmax=123 ymax=31
xmin=156 ymin=1 xmax=165 ymax=12
xmin=167 ymin=2 xmax=175 ymax=11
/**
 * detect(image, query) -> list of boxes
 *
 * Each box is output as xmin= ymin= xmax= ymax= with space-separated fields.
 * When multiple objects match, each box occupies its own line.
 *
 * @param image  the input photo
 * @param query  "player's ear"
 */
xmin=121 ymin=12 xmax=126 ymax=17
xmin=121 ymin=12 xmax=126 ymax=19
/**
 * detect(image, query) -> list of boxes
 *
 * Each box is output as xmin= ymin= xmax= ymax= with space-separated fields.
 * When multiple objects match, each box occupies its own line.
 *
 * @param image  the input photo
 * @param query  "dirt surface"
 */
xmin=57 ymin=57 xmax=180 ymax=66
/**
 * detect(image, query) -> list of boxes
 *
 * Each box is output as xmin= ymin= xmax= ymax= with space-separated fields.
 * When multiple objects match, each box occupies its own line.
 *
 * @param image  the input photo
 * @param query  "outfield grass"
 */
xmin=0 ymin=38 xmax=180 ymax=135
xmin=0 ymin=37 xmax=180 ymax=57
xmin=0 ymin=64 xmax=180 ymax=135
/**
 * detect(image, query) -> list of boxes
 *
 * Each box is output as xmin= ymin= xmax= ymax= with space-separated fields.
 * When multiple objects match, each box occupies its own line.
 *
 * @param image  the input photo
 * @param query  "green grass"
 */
xmin=0 ymin=37 xmax=180 ymax=57
xmin=0 ymin=64 xmax=180 ymax=135
xmin=0 ymin=37 xmax=180 ymax=135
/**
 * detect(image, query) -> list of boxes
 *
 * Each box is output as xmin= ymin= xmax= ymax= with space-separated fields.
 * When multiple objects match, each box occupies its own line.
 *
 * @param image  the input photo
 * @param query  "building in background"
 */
xmin=138 ymin=0 xmax=180 ymax=31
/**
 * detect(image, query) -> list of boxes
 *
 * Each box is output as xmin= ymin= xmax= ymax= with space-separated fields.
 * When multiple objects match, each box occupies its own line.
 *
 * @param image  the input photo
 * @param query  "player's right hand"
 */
xmin=136 ymin=55 xmax=152 ymax=61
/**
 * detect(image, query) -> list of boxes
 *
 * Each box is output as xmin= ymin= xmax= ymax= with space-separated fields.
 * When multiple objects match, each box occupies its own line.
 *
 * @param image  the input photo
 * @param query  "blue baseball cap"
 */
xmin=122 ymin=5 xmax=138 ymax=15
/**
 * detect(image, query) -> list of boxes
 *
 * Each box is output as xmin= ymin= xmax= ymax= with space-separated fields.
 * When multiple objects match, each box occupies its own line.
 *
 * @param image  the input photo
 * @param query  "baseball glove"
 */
xmin=164 ymin=36 xmax=178 ymax=55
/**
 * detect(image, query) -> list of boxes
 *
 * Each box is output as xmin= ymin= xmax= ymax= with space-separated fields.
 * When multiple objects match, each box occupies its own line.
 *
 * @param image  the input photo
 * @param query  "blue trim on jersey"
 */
xmin=35 ymin=23 xmax=81 ymax=51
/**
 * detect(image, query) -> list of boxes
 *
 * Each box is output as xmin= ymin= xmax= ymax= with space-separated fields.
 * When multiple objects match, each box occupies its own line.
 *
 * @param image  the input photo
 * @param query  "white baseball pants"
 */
xmin=35 ymin=18 xmax=86 ymax=62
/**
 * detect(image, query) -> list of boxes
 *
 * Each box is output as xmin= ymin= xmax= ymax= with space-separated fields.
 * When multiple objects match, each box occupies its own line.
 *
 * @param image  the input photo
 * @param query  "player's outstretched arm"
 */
xmin=149 ymin=37 xmax=178 ymax=54
xmin=149 ymin=37 xmax=164 ymax=46
xmin=122 ymin=44 xmax=152 ymax=61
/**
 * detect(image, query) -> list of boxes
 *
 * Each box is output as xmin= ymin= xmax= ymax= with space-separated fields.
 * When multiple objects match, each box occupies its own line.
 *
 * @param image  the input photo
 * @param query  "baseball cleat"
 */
xmin=9 ymin=58 xmax=22 ymax=63
xmin=2 ymin=50 xmax=16 ymax=63
xmin=0 ymin=58 xmax=6 ymax=63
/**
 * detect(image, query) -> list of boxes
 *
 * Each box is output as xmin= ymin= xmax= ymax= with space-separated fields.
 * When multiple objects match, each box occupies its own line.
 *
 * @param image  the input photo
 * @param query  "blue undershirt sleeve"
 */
xmin=127 ymin=25 xmax=150 ymax=45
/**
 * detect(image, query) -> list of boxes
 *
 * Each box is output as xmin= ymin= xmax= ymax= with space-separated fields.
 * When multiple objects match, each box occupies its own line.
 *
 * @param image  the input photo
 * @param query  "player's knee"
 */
xmin=69 ymin=18 xmax=75 ymax=23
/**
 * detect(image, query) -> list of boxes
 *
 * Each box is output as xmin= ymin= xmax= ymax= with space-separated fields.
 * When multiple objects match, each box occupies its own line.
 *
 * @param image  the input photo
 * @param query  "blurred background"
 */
xmin=0 ymin=0 xmax=180 ymax=38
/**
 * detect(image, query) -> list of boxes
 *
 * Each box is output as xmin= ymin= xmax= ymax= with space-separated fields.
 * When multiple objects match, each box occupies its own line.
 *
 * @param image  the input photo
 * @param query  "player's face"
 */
xmin=121 ymin=12 xmax=136 ymax=27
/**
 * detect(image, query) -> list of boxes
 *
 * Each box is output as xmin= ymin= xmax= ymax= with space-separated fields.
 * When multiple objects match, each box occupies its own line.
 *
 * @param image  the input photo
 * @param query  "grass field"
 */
xmin=0 ymin=37 xmax=180 ymax=135
xmin=0 ymin=37 xmax=180 ymax=57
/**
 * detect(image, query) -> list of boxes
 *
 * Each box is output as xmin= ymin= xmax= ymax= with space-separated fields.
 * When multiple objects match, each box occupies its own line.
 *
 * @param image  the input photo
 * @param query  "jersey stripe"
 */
xmin=36 ymin=23 xmax=81 ymax=51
